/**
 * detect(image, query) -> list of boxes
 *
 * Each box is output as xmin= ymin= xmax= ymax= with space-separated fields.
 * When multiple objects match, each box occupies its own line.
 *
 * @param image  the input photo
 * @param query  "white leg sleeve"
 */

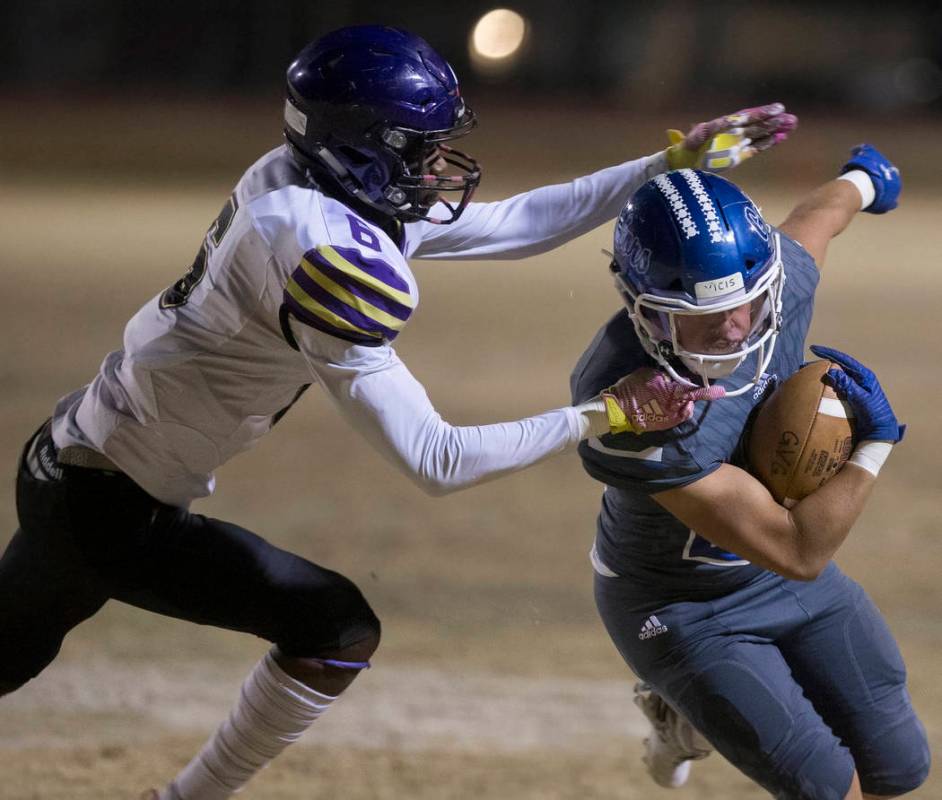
xmin=162 ymin=650 xmax=336 ymax=800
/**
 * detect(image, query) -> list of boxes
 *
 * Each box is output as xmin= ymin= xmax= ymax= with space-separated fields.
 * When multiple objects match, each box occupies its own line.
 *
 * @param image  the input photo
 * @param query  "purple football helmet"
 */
xmin=284 ymin=25 xmax=480 ymax=224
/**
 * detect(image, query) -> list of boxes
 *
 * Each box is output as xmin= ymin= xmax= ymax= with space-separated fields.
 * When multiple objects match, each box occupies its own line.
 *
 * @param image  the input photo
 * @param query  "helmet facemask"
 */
xmin=378 ymin=112 xmax=481 ymax=223
xmin=614 ymin=232 xmax=785 ymax=398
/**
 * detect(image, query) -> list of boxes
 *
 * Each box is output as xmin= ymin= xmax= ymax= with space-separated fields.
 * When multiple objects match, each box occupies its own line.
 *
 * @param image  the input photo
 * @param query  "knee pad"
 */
xmin=335 ymin=611 xmax=382 ymax=660
xmin=699 ymin=695 xmax=855 ymax=799
xmin=276 ymin=569 xmax=381 ymax=659
xmin=858 ymin=716 xmax=931 ymax=797
xmin=675 ymin=663 xmax=856 ymax=800
xmin=327 ymin=578 xmax=381 ymax=655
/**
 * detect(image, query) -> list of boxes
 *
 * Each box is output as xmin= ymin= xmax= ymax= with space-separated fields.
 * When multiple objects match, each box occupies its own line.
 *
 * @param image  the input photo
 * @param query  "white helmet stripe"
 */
xmin=653 ymin=174 xmax=698 ymax=239
xmin=680 ymin=169 xmax=725 ymax=244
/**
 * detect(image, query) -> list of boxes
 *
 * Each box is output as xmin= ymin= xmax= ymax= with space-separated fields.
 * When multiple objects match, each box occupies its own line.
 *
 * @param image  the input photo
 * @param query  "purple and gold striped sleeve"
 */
xmin=283 ymin=245 xmax=414 ymax=346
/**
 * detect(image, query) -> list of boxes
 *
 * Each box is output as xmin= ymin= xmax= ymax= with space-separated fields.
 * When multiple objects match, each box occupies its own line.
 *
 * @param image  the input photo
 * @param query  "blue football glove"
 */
xmin=809 ymin=344 xmax=905 ymax=443
xmin=839 ymin=144 xmax=901 ymax=214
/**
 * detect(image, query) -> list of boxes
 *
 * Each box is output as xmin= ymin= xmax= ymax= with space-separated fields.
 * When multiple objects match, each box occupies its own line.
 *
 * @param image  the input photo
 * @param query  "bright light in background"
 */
xmin=470 ymin=8 xmax=528 ymax=73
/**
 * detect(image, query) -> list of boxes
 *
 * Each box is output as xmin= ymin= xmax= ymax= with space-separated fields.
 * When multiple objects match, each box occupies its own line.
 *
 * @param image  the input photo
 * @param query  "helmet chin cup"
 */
xmin=647 ymin=334 xmax=742 ymax=388
xmin=679 ymin=353 xmax=746 ymax=381
xmin=658 ymin=333 xmax=778 ymax=398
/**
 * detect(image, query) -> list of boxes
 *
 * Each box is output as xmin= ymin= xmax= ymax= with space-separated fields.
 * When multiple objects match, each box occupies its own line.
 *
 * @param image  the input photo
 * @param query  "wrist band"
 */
xmin=576 ymin=395 xmax=641 ymax=439
xmin=848 ymin=440 xmax=893 ymax=476
xmin=838 ymin=170 xmax=876 ymax=211
xmin=575 ymin=398 xmax=608 ymax=439
xmin=601 ymin=391 xmax=639 ymax=435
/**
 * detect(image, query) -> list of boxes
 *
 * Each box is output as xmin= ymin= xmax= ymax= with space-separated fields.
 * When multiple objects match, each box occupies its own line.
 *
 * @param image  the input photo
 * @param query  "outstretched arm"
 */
xmin=289 ymin=320 xmax=722 ymax=495
xmin=779 ymin=144 xmax=901 ymax=269
xmin=412 ymin=104 xmax=797 ymax=260
xmin=292 ymin=321 xmax=583 ymax=496
xmin=778 ymin=179 xmax=862 ymax=268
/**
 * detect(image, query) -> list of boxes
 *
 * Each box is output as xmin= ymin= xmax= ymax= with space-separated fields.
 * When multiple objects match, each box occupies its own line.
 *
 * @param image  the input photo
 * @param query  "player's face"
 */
xmin=410 ymin=146 xmax=447 ymax=208
xmin=423 ymin=146 xmax=446 ymax=174
xmin=675 ymin=299 xmax=754 ymax=355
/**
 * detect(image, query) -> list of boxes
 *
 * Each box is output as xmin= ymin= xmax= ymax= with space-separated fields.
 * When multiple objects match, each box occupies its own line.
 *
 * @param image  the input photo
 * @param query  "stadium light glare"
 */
xmin=470 ymin=9 xmax=527 ymax=64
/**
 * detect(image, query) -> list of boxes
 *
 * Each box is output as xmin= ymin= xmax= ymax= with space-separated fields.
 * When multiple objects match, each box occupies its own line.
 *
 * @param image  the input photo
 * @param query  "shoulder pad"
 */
xmin=283 ymin=244 xmax=414 ymax=345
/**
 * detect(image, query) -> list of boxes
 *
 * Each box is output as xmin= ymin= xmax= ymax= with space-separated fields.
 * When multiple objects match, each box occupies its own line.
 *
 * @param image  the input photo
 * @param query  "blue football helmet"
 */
xmin=284 ymin=25 xmax=480 ymax=224
xmin=611 ymin=169 xmax=784 ymax=396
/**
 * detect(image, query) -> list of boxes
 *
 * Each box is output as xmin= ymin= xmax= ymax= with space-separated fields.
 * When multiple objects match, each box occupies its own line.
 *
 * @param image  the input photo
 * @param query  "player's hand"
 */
xmin=602 ymin=368 xmax=726 ymax=434
xmin=665 ymin=103 xmax=798 ymax=172
xmin=840 ymin=144 xmax=901 ymax=214
xmin=809 ymin=345 xmax=905 ymax=443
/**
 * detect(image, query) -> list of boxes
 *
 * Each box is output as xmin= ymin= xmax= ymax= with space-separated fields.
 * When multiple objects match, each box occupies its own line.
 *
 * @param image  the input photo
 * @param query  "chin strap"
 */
xmin=313 ymin=147 xmax=405 ymax=218
xmin=314 ymin=146 xmax=350 ymax=180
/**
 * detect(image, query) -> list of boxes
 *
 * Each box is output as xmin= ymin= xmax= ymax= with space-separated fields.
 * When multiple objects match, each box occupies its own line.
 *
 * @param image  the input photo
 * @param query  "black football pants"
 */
xmin=0 ymin=423 xmax=380 ymax=689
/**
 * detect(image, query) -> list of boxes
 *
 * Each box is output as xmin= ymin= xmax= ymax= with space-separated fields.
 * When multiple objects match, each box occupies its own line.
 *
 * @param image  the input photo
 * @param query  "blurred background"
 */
xmin=1 ymin=3 xmax=940 ymax=799
xmin=3 ymin=0 xmax=942 ymax=109
xmin=2 ymin=0 xmax=942 ymax=183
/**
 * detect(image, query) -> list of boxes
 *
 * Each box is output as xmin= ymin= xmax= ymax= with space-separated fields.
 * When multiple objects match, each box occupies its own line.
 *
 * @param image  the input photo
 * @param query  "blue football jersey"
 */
xmin=571 ymin=230 xmax=819 ymax=596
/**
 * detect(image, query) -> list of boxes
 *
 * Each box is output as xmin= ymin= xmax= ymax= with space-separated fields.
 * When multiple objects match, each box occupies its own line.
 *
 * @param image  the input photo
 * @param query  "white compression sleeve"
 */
xmin=410 ymin=152 xmax=668 ymax=260
xmin=292 ymin=320 xmax=583 ymax=496
xmin=164 ymin=651 xmax=335 ymax=800
xmin=575 ymin=398 xmax=609 ymax=439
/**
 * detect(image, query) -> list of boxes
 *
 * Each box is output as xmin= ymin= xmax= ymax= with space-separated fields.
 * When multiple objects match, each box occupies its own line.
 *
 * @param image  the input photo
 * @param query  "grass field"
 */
xmin=1 ymin=103 xmax=940 ymax=799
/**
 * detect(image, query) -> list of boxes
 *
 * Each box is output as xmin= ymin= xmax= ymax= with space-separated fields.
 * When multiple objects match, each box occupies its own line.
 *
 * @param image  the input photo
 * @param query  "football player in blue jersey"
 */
xmin=0 ymin=25 xmax=797 ymax=800
xmin=572 ymin=146 xmax=928 ymax=799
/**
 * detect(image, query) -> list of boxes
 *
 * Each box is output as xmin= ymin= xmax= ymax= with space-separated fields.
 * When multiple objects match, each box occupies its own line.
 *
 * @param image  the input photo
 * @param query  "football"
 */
xmin=747 ymin=360 xmax=856 ymax=507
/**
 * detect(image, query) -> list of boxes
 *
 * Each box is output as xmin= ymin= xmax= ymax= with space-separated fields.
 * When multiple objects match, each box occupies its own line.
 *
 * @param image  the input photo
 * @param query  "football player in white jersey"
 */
xmin=0 ymin=25 xmax=796 ymax=799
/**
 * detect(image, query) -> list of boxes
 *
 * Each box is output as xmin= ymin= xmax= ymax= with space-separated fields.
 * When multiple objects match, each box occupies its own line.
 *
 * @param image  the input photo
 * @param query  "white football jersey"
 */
xmin=52 ymin=146 xmax=665 ymax=506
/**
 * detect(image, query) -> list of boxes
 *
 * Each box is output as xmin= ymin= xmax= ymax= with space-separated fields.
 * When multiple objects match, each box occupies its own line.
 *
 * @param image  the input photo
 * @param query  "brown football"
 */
xmin=747 ymin=360 xmax=856 ymax=507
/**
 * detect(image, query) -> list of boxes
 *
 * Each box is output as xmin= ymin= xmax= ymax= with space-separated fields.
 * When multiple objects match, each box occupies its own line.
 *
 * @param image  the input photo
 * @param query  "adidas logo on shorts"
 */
xmin=638 ymin=615 xmax=669 ymax=640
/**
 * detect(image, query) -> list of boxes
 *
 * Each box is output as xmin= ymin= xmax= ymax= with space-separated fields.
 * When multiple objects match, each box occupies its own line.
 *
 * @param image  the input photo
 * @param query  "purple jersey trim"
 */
xmin=330 ymin=244 xmax=410 ymax=293
xmin=303 ymin=249 xmax=412 ymax=322
xmin=288 ymin=267 xmax=402 ymax=340
xmin=282 ymin=292 xmax=388 ymax=345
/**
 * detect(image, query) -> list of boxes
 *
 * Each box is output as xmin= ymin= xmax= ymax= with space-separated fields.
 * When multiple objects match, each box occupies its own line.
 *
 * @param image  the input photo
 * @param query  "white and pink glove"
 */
xmin=595 ymin=368 xmax=726 ymax=436
xmin=666 ymin=102 xmax=799 ymax=172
